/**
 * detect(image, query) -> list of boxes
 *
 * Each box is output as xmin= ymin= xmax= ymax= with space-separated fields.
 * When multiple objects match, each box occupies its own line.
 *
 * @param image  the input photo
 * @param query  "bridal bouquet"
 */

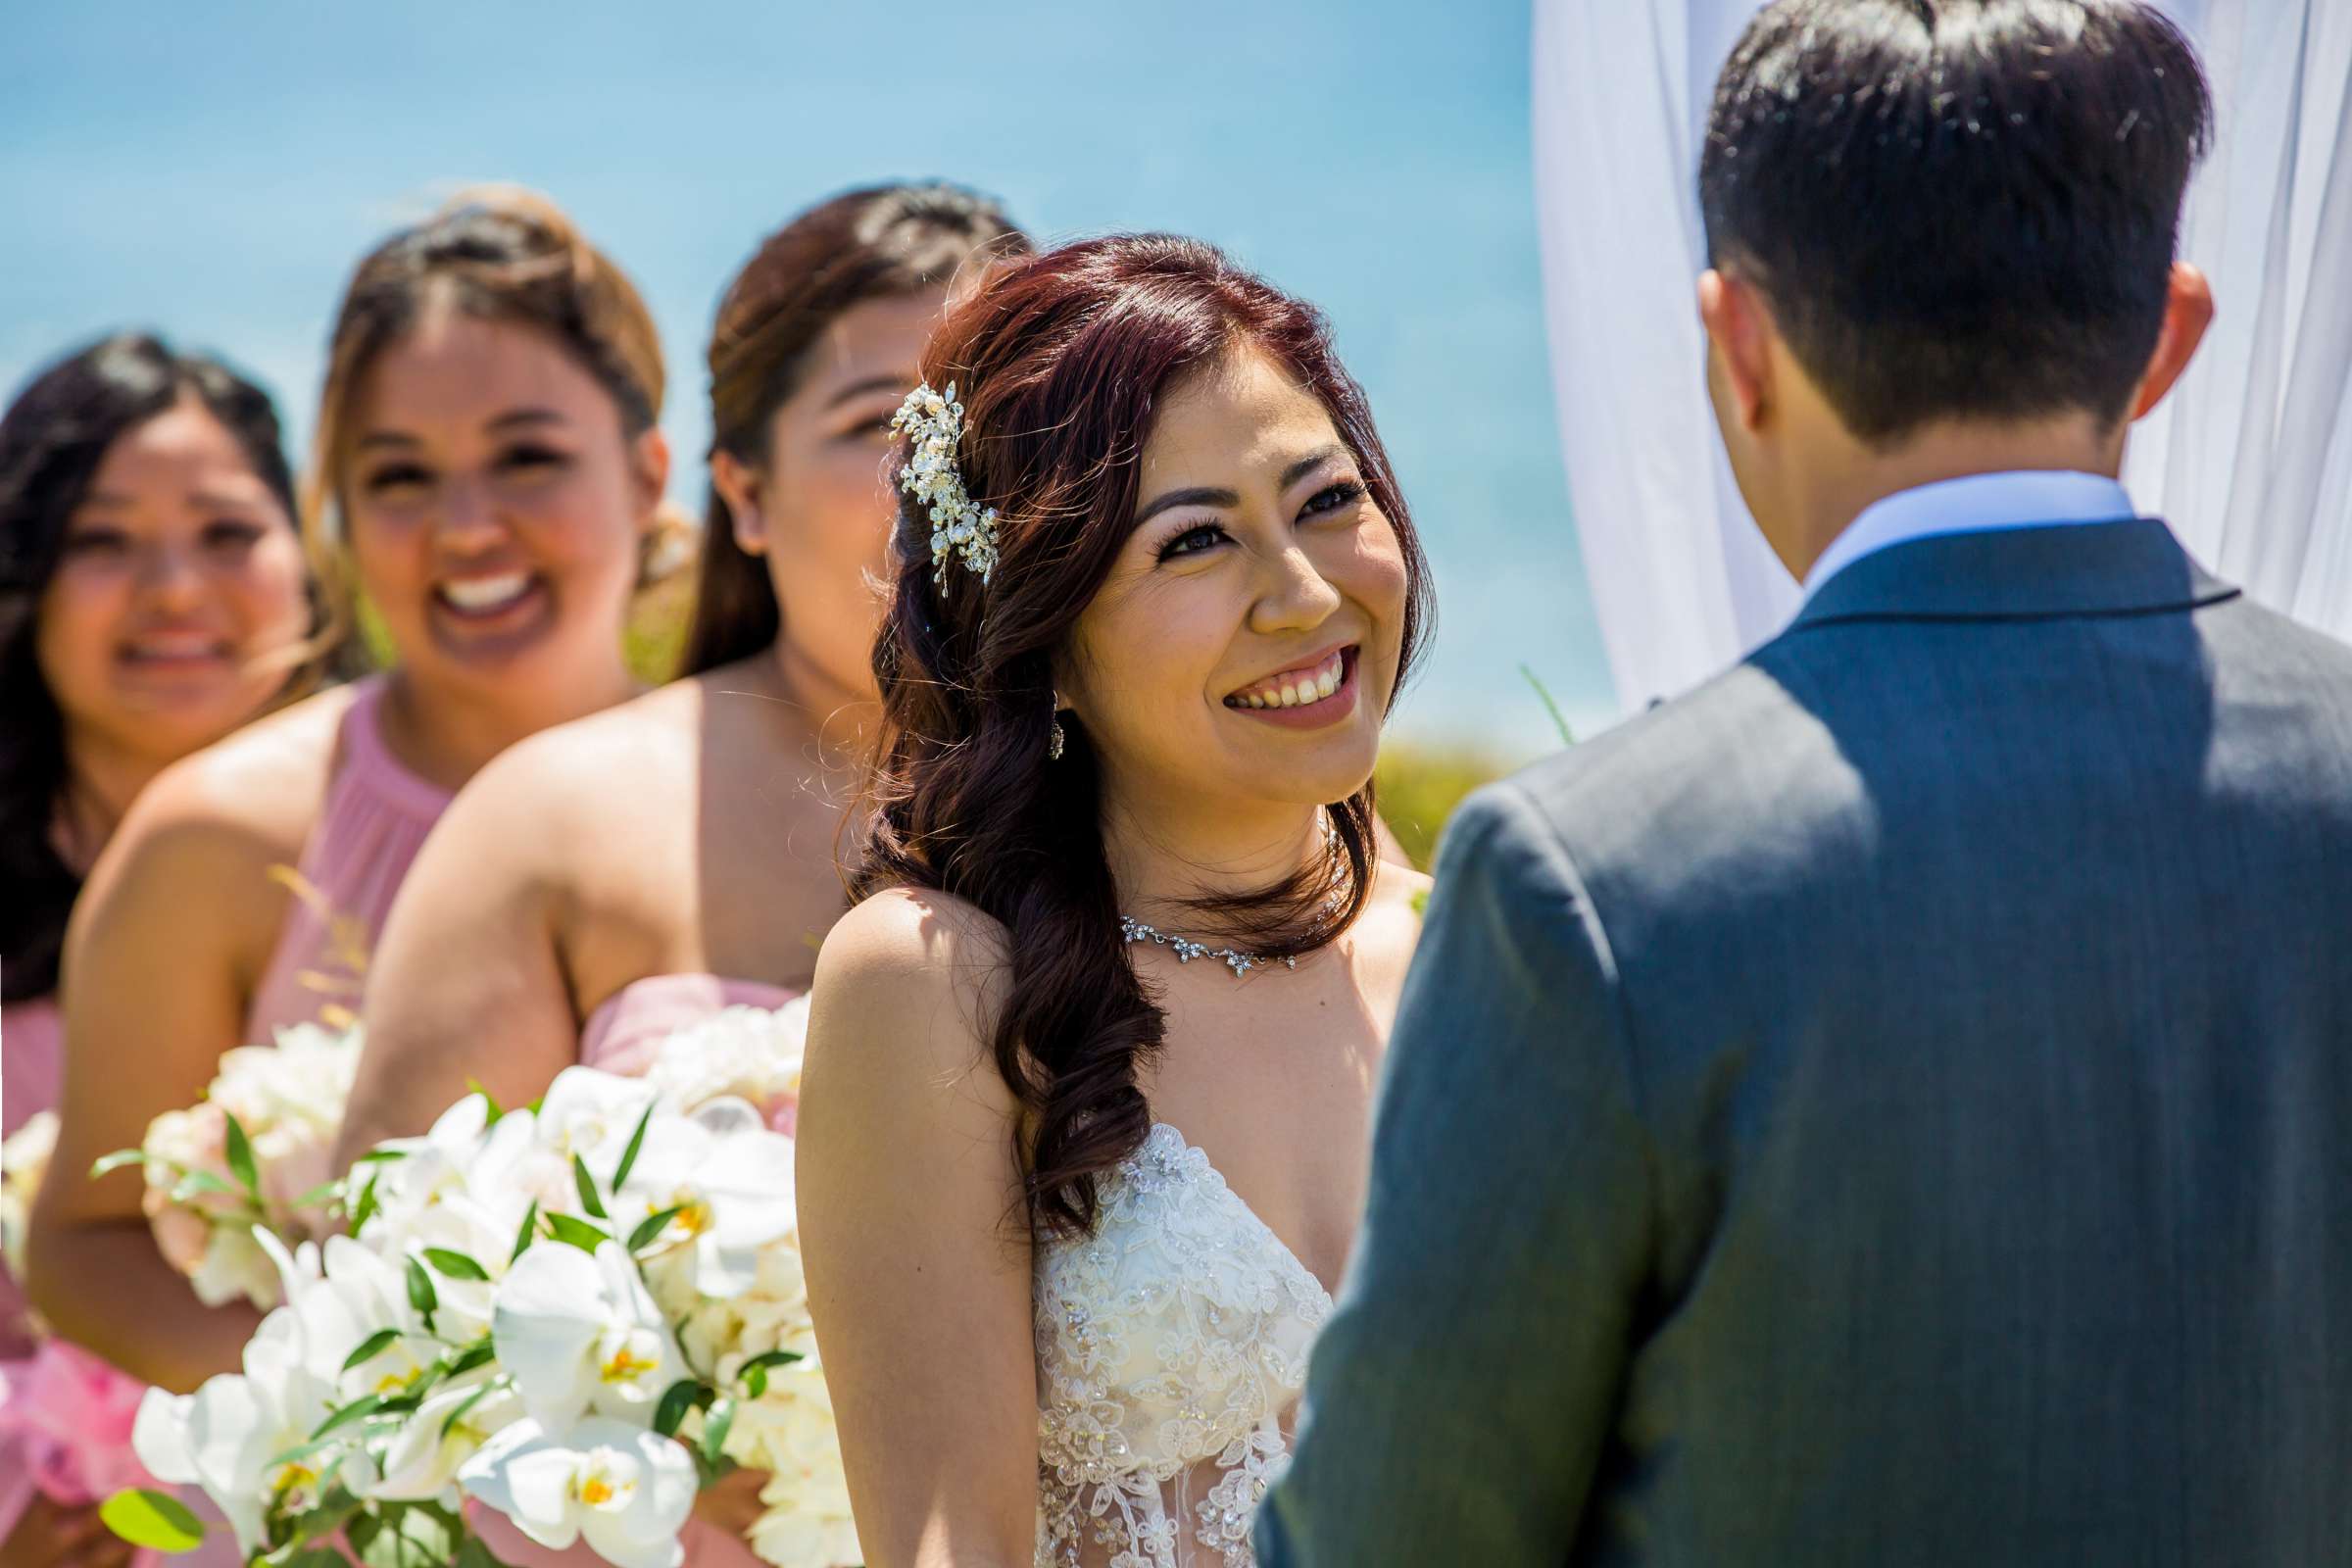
xmin=98 ymin=1021 xmax=362 ymax=1310
xmin=120 ymin=1036 xmax=858 ymax=1568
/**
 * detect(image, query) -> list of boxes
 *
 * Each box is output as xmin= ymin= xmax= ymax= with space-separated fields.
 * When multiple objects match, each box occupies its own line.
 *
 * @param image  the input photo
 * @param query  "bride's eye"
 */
xmin=1301 ymin=479 xmax=1367 ymax=519
xmin=1158 ymin=522 xmax=1228 ymax=562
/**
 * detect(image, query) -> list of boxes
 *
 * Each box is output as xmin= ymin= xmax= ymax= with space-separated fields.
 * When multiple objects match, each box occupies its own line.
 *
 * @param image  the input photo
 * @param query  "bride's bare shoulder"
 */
xmin=808 ymin=887 xmax=1016 ymax=1089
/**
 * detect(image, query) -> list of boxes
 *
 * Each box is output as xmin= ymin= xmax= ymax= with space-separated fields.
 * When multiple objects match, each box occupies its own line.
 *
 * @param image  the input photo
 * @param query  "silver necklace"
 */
xmin=1118 ymin=914 xmax=1297 ymax=978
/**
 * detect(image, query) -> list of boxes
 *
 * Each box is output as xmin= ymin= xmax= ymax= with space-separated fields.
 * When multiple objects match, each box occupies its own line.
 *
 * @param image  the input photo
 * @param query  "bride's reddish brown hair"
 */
xmin=852 ymin=234 xmax=1433 ymax=1236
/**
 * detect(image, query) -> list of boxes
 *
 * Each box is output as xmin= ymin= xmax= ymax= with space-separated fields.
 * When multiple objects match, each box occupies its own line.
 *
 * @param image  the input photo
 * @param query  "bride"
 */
xmin=796 ymin=234 xmax=1434 ymax=1568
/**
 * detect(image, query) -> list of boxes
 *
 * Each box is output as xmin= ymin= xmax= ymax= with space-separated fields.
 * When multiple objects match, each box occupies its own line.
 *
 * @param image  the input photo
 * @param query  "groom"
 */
xmin=1261 ymin=2 xmax=2352 ymax=1563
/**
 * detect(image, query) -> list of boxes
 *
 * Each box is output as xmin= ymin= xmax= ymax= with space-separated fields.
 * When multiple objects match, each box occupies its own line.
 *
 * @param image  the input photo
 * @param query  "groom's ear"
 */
xmin=2127 ymin=263 xmax=2216 ymax=422
xmin=1698 ymin=269 xmax=1774 ymax=433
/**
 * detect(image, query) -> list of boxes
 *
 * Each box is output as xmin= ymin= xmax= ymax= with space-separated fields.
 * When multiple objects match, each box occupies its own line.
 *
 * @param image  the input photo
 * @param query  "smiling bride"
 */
xmin=794 ymin=235 xmax=1435 ymax=1568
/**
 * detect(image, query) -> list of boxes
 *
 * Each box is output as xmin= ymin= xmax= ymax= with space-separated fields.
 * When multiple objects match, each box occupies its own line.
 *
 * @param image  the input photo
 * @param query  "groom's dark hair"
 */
xmin=1699 ymin=0 xmax=2212 ymax=445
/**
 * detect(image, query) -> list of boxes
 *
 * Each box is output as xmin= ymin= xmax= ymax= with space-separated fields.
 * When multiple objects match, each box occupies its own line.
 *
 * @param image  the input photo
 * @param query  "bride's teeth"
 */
xmin=1278 ymin=683 xmax=1298 ymax=707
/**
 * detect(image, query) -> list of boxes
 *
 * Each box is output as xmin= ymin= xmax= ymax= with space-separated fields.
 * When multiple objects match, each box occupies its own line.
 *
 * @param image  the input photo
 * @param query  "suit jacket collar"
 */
xmin=1788 ymin=516 xmax=2240 ymax=631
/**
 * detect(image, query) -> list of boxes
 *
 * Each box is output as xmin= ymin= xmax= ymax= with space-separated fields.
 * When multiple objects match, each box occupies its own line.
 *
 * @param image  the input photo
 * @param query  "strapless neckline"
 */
xmin=1141 ymin=1123 xmax=1338 ymax=1309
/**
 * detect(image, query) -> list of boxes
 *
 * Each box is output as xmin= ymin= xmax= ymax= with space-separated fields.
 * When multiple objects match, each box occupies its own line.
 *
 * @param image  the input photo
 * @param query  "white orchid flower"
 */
xmin=492 ymin=1240 xmax=681 ymax=1431
xmin=129 ymin=1309 xmax=337 ymax=1554
xmin=363 ymin=1369 xmax=523 ymax=1503
xmin=535 ymin=1069 xmax=662 ymax=1186
xmin=610 ymin=1099 xmax=796 ymax=1298
xmin=367 ymin=1097 xmax=555 ymax=1257
xmin=457 ymin=1416 xmax=696 ymax=1568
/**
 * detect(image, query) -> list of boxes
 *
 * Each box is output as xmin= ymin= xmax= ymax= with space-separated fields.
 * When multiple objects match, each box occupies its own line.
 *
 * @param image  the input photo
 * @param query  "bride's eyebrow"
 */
xmin=1130 ymin=447 xmax=1354 ymax=527
xmin=1134 ymin=484 xmax=1238 ymax=526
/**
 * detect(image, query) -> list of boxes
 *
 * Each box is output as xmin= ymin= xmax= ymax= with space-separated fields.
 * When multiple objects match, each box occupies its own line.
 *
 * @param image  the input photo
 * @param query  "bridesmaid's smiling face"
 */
xmin=1060 ymin=346 xmax=1408 ymax=820
xmin=36 ymin=397 xmax=309 ymax=767
xmin=339 ymin=309 xmax=666 ymax=695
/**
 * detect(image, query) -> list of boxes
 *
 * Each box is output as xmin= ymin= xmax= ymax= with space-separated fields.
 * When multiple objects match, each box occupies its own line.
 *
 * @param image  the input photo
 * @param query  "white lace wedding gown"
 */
xmin=1033 ymin=1123 xmax=1334 ymax=1568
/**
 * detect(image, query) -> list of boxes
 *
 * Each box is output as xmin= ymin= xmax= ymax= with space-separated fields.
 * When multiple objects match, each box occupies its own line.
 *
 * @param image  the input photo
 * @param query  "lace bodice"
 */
xmin=1033 ymin=1124 xmax=1333 ymax=1568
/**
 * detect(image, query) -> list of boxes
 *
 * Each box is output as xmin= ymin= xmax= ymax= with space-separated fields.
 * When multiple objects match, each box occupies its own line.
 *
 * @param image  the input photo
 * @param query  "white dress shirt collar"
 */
xmin=1803 ymin=469 xmax=2138 ymax=601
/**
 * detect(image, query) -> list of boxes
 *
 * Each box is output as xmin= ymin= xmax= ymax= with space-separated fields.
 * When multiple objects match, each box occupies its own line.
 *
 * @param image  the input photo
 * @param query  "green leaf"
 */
xmin=571 ymin=1153 xmax=609 ymax=1220
xmin=169 ymin=1169 xmax=241 ymax=1201
xmin=341 ymin=1327 xmax=401 ymax=1373
xmin=466 ymin=1080 xmax=505 ymax=1123
xmin=311 ymin=1393 xmax=385 ymax=1440
xmin=1519 ymin=662 xmax=1576 ymax=748
xmin=356 ymin=1499 xmax=458 ymax=1568
xmin=543 ymin=1211 xmax=609 ymax=1252
xmin=445 ymin=1341 xmax=496 ymax=1378
xmin=278 ymin=1547 xmax=356 ymax=1568
xmin=223 ymin=1113 xmax=262 ymax=1200
xmin=100 ymin=1490 xmax=206 ymax=1553
xmin=352 ymin=1148 xmax=410 ymax=1164
xmin=405 ymin=1255 xmax=438 ymax=1323
xmin=626 ymin=1205 xmax=683 ymax=1252
xmin=290 ymin=1180 xmax=344 ymax=1211
xmin=701 ymin=1395 xmax=737 ymax=1469
xmin=510 ymin=1199 xmax=540 ymax=1264
xmin=422 ymin=1247 xmax=491 ymax=1281
xmin=738 ymin=1348 xmax=804 ymax=1399
xmin=437 ymin=1375 xmax=506 ymax=1440
xmin=89 ymin=1149 xmax=148 ymax=1179
xmin=455 ymin=1536 xmax=518 ymax=1568
xmin=652 ymin=1378 xmax=702 ymax=1440
xmin=349 ymin=1170 xmax=382 ymax=1236
xmin=610 ymin=1101 xmax=656 ymax=1192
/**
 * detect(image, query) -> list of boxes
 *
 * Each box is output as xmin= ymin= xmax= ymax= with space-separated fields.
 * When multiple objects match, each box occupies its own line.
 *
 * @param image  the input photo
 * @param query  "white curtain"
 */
xmin=1535 ymin=0 xmax=2352 ymax=715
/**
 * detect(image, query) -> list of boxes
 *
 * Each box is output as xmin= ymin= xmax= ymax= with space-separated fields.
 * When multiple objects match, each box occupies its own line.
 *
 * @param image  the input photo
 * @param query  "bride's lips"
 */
xmin=1222 ymin=646 xmax=1359 ymax=730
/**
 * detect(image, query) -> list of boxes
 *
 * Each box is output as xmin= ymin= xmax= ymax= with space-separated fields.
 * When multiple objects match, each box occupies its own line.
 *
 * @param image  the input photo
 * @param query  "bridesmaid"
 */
xmin=27 ymin=188 xmax=677 ymax=1393
xmin=335 ymin=181 xmax=1024 ymax=1566
xmin=0 ymin=335 xmax=316 ymax=1568
xmin=339 ymin=183 xmax=1025 ymax=1135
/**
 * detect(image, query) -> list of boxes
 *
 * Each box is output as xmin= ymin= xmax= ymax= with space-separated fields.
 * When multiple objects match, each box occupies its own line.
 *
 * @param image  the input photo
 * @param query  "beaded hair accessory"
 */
xmin=891 ymin=382 xmax=1000 ymax=588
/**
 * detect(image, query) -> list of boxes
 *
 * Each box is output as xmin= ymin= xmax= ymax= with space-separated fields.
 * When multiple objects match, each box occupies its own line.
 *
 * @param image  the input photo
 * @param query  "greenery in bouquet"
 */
xmin=114 ymin=1007 xmax=856 ymax=1568
xmin=93 ymin=1021 xmax=363 ymax=1309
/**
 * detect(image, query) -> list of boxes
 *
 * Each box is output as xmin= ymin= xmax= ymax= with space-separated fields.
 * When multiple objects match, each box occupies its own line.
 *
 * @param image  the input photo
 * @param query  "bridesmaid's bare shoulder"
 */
xmin=113 ymin=682 xmax=354 ymax=875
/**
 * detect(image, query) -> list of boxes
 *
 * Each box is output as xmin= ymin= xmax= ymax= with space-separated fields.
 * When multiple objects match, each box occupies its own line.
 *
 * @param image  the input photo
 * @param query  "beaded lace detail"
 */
xmin=1033 ymin=1123 xmax=1333 ymax=1568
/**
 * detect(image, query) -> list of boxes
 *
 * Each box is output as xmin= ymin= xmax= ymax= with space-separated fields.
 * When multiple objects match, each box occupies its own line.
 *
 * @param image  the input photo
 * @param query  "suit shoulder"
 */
xmin=1503 ymin=658 xmax=1821 ymax=831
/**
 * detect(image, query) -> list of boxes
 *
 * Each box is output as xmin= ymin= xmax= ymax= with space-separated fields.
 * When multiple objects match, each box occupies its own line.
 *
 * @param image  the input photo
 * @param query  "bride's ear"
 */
xmin=710 ymin=450 xmax=769 ymax=557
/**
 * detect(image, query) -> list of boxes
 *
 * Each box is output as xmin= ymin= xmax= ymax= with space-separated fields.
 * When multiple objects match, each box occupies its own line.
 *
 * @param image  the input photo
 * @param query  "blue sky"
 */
xmin=0 ymin=0 xmax=1614 ymax=759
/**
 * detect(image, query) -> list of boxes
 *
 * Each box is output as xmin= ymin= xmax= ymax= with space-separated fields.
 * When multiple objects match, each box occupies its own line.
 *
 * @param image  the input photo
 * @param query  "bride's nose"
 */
xmin=1248 ymin=542 xmax=1343 ymax=636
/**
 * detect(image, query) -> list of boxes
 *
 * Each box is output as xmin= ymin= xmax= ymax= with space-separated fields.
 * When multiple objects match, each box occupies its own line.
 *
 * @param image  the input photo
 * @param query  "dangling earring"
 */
xmin=1048 ymin=693 xmax=1067 ymax=762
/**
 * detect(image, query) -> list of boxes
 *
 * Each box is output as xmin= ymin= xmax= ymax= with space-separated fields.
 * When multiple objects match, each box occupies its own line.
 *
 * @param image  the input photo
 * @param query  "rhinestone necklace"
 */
xmin=1118 ymin=914 xmax=1296 ymax=978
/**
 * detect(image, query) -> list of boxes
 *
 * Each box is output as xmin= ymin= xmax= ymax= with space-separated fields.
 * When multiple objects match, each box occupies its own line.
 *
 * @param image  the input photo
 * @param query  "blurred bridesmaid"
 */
xmin=0 ymin=335 xmax=315 ymax=1568
xmin=27 ymin=188 xmax=677 ymax=1394
xmin=335 ymin=182 xmax=1025 ymax=1563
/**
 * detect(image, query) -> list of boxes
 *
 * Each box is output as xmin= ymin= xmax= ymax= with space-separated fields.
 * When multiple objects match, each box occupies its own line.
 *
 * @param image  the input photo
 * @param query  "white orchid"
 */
xmin=129 ymin=1309 xmax=338 ymax=1554
xmin=611 ymin=1099 xmax=797 ymax=1298
xmin=363 ymin=1370 xmax=522 ymax=1503
xmin=458 ymin=1417 xmax=696 ymax=1568
xmin=492 ymin=1240 xmax=681 ymax=1431
xmin=537 ymin=1068 xmax=662 ymax=1186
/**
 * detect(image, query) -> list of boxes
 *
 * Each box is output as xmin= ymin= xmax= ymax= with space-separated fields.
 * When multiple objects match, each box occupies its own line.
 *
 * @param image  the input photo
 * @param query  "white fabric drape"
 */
xmin=1535 ymin=0 xmax=2352 ymax=714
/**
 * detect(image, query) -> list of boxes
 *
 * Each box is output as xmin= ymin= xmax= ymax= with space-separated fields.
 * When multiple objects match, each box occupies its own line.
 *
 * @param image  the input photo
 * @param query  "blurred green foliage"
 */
xmin=1376 ymin=742 xmax=1507 ymax=870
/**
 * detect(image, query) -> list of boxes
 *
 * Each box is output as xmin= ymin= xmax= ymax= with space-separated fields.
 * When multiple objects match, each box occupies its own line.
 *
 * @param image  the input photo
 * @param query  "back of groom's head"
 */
xmin=1699 ymin=0 xmax=2212 ymax=448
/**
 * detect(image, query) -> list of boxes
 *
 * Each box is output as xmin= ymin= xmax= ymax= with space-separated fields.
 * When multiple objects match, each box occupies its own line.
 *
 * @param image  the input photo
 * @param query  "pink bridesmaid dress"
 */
xmin=0 ymin=676 xmax=452 ymax=1564
xmin=473 ymin=971 xmax=801 ymax=1568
